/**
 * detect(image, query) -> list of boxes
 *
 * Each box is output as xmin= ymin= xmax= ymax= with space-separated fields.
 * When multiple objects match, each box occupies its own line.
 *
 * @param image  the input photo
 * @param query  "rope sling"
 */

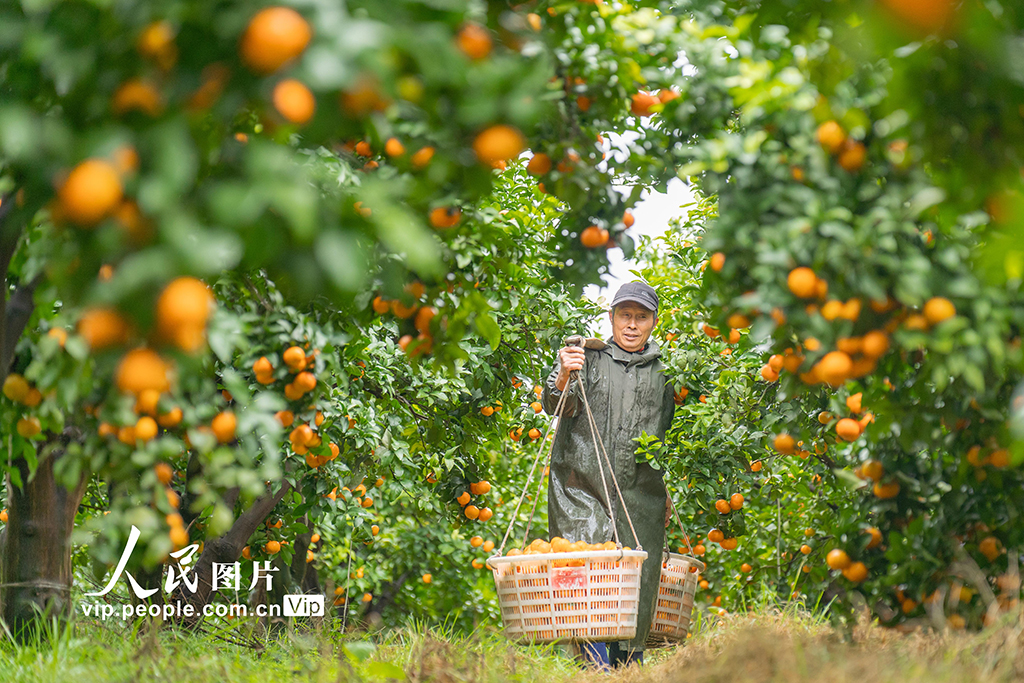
xmin=497 ymin=335 xmax=642 ymax=555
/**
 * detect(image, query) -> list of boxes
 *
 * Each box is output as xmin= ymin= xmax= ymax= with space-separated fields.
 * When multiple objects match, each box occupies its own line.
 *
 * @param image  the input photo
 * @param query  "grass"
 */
xmin=0 ymin=603 xmax=1022 ymax=682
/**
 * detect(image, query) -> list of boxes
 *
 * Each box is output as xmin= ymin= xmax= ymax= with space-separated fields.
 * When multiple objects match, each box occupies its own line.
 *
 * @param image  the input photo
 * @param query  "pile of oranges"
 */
xmin=504 ymin=537 xmax=622 ymax=566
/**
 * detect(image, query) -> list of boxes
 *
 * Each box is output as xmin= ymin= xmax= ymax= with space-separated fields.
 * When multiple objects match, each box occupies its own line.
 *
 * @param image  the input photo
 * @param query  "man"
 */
xmin=541 ymin=280 xmax=675 ymax=669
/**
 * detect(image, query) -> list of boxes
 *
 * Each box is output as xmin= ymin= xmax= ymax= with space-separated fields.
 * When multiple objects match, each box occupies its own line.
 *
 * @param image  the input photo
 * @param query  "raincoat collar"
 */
xmin=603 ymin=336 xmax=662 ymax=366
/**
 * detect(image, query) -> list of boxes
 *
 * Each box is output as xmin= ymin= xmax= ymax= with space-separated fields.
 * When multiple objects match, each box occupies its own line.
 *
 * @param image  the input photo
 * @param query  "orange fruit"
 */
xmin=815 ymin=121 xmax=846 ymax=153
xmin=265 ymin=540 xmax=281 ymax=554
xmin=842 ymin=561 xmax=867 ymax=582
xmin=787 ymin=267 xmax=818 ymax=299
xmin=272 ymin=79 xmax=316 ymax=124
xmin=483 ymin=540 xmax=495 ymax=552
xmin=16 ymin=416 xmax=41 ymax=438
xmin=58 ymin=159 xmax=123 ymax=226
xmin=135 ymin=416 xmax=158 ymax=442
xmin=630 ymin=91 xmax=658 ymax=117
xmin=283 ymin=346 xmax=306 ymax=371
xmin=800 ymin=544 xmax=812 ymax=555
xmin=473 ymin=125 xmax=525 ymax=166
xmin=115 ymin=348 xmax=171 ymax=396
xmin=989 ymin=448 xmax=1010 ymax=468
xmin=422 ymin=573 xmax=432 ymax=584
xmin=111 ymin=79 xmax=164 ymax=117
xmin=580 ymin=225 xmax=609 ymax=248
xmin=470 ymin=536 xmax=483 ymax=547
xmin=275 ymin=410 xmax=294 ymax=427
xmin=371 ymin=296 xmax=390 ymax=314
xmin=760 ymin=365 xmax=779 ymax=382
xmin=773 ymin=434 xmax=796 ymax=455
xmin=411 ymin=146 xmax=435 ymax=168
xmin=240 ymin=7 xmax=312 ymax=74
xmin=526 ymin=12 xmax=542 ymax=30
xmin=720 ymin=538 xmax=738 ymax=550
xmin=480 ymin=406 xmax=494 ymax=417
xmin=155 ymin=462 xmax=173 ymax=485
xmin=464 ymin=505 xmax=480 ymax=520
xmin=527 ymin=153 xmax=552 ymax=175
xmin=714 ymin=499 xmax=731 ymax=514
xmin=253 ymin=356 xmax=273 ymax=376
xmin=354 ymin=141 xmax=372 ymax=157
xmin=817 ymin=351 xmax=852 ymax=387
xmin=861 ymin=460 xmax=884 ymax=481
xmin=2 ymin=374 xmax=29 ymax=403
xmin=211 ymin=411 xmax=236 ymax=443
xmin=361 ymin=592 xmax=372 ymax=603
xmin=622 ymin=210 xmax=635 ymax=228
xmin=846 ymin=392 xmax=863 ymax=414
xmin=361 ymin=497 xmax=373 ymax=508
xmin=923 ymin=297 xmax=956 ymax=325
xmin=740 ymin=563 xmax=752 ymax=573
xmin=750 ymin=461 xmax=762 ymax=472
xmin=865 ymin=527 xmax=883 ymax=549
xmin=290 ymin=423 xmax=313 ymax=447
xmin=457 ymin=491 xmax=471 ymax=506
xmin=156 ymin=277 xmax=214 ymax=352
xmin=294 ymin=371 xmax=316 ymax=393
xmin=979 ymin=536 xmax=1000 ymax=561
xmin=861 ymin=330 xmax=890 ymax=358
xmin=370 ymin=525 xmax=380 ymax=536
xmin=730 ymin=493 xmax=744 ymax=510
xmin=457 ymin=22 xmax=492 ymax=59
xmin=835 ymin=418 xmax=862 ymax=441
xmin=838 ymin=141 xmax=866 ymax=172
xmin=710 ymin=252 xmax=726 ymax=272
xmin=878 ymin=0 xmax=957 ymax=34
xmin=826 ymin=548 xmax=851 ymax=570
xmin=708 ymin=529 xmax=725 ymax=544
xmin=703 ymin=324 xmax=719 ymax=338
xmin=528 ymin=428 xmax=541 ymax=440
xmin=385 ymin=138 xmax=405 ymax=157
xmin=873 ymin=480 xmax=900 ymax=499
xmin=429 ymin=206 xmax=461 ymax=229
xmin=157 ymin=407 xmax=182 ymax=428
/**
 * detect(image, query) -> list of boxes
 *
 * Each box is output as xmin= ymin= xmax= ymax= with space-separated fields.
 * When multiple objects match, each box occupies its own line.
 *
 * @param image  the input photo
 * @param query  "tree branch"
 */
xmin=1 ymin=274 xmax=42 ymax=376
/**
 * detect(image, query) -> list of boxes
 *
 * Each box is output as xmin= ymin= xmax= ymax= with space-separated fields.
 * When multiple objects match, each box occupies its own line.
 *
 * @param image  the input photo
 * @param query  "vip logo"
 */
xmin=283 ymin=594 xmax=325 ymax=617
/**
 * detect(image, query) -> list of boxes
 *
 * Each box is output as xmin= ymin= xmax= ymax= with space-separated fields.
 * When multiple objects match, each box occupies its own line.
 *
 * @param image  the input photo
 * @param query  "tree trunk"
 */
xmin=0 ymin=434 xmax=87 ymax=641
xmin=171 ymin=480 xmax=291 ymax=628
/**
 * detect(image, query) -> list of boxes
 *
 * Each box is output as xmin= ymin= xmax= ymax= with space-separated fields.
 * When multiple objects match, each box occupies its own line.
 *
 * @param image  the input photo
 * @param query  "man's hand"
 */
xmin=555 ymin=345 xmax=586 ymax=392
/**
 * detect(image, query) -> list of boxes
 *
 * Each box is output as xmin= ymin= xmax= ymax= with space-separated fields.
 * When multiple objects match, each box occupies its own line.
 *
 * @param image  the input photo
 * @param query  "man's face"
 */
xmin=609 ymin=302 xmax=656 ymax=352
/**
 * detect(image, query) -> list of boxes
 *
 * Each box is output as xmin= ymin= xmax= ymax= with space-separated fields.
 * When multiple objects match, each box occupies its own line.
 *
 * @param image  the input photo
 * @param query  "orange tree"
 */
xmin=617 ymin=0 xmax=1024 ymax=630
xmin=0 ymin=0 xmax=636 ymax=637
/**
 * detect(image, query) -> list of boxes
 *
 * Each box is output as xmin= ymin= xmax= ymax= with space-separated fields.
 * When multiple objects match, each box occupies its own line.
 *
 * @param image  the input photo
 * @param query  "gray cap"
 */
xmin=610 ymin=281 xmax=658 ymax=313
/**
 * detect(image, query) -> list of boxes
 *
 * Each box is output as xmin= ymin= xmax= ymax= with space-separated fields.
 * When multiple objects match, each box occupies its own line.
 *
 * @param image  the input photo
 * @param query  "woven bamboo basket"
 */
xmin=489 ymin=549 xmax=647 ymax=643
xmin=646 ymin=552 xmax=704 ymax=644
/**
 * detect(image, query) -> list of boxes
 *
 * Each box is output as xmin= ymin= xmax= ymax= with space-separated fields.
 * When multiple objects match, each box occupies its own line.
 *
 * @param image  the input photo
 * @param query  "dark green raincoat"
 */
xmin=541 ymin=336 xmax=675 ymax=651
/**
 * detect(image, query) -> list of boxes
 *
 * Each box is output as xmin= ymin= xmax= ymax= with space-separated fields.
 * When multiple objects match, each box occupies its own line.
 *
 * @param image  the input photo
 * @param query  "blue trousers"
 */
xmin=579 ymin=642 xmax=644 ymax=669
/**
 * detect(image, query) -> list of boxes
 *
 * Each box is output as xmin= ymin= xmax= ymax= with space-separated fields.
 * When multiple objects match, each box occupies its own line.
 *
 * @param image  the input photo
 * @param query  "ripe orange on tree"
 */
xmin=730 ymin=493 xmax=744 ymax=510
xmin=470 ymin=536 xmax=483 ymax=548
xmin=116 ymin=348 xmax=171 ymax=396
xmin=265 ymin=540 xmax=281 ymax=554
xmin=622 ymin=210 xmax=635 ymax=228
xmin=272 ymin=79 xmax=316 ymax=124
xmin=826 ymin=548 xmax=851 ymax=570
xmin=630 ymin=91 xmax=658 ymax=117
xmin=786 ymin=267 xmax=818 ymax=299
xmin=580 ymin=225 xmax=609 ymax=248
xmin=384 ymin=138 xmax=405 ymax=157
xmin=478 ymin=508 xmax=493 ymax=521
xmin=58 ymin=159 xmax=123 ymax=226
xmin=773 ymin=433 xmax=796 ymax=454
xmin=838 ymin=140 xmax=866 ymax=172
xmin=240 ymin=7 xmax=312 ymax=74
xmin=456 ymin=22 xmax=492 ymax=59
xmin=714 ymin=499 xmax=731 ymax=514
xmin=469 ymin=481 xmax=491 ymax=495
xmin=835 ymin=418 xmax=862 ymax=441
xmin=111 ymin=79 xmax=164 ymax=117
xmin=16 ymin=417 xmax=41 ymax=438
xmin=473 ymin=125 xmax=525 ymax=166
xmin=429 ymin=206 xmax=462 ymax=229
xmin=923 ymin=296 xmax=956 ymax=324
xmin=527 ymin=153 xmax=552 ymax=175
xmin=815 ymin=120 xmax=846 ymax=153
xmin=211 ymin=411 xmax=236 ymax=443
xmin=842 ymin=561 xmax=868 ymax=582
xmin=464 ymin=505 xmax=480 ymax=520
xmin=156 ymin=277 xmax=214 ymax=352
xmin=720 ymin=537 xmax=738 ymax=550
